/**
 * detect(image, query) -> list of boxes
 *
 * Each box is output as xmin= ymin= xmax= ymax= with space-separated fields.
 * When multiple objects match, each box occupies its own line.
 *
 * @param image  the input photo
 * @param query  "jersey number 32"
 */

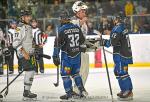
xmin=68 ymin=34 xmax=79 ymax=47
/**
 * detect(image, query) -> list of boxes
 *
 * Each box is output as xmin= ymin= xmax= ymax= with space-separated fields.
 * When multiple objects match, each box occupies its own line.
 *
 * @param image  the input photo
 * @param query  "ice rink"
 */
xmin=0 ymin=68 xmax=150 ymax=102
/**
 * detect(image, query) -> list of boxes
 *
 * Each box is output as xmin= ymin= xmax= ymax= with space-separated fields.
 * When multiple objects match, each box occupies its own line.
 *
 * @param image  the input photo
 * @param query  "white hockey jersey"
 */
xmin=7 ymin=28 xmax=20 ymax=45
xmin=13 ymin=23 xmax=34 ymax=56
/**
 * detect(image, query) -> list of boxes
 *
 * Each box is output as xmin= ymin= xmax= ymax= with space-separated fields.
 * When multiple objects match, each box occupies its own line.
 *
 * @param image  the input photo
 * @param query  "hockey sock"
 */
xmin=118 ymin=78 xmax=126 ymax=92
xmin=24 ymin=71 xmax=34 ymax=91
xmin=62 ymin=76 xmax=72 ymax=93
xmin=122 ymin=76 xmax=133 ymax=91
xmin=73 ymin=74 xmax=84 ymax=91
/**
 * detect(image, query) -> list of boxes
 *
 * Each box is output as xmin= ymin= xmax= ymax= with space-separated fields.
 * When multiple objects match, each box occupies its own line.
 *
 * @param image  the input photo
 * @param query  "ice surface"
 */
xmin=0 ymin=68 xmax=150 ymax=102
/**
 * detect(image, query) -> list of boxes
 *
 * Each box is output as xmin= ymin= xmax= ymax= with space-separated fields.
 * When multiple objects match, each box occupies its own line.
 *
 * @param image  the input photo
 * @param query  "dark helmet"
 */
xmin=20 ymin=8 xmax=32 ymax=17
xmin=8 ymin=18 xmax=18 ymax=25
xmin=112 ymin=15 xmax=122 ymax=22
xmin=59 ymin=10 xmax=70 ymax=21
xmin=112 ymin=12 xmax=125 ymax=22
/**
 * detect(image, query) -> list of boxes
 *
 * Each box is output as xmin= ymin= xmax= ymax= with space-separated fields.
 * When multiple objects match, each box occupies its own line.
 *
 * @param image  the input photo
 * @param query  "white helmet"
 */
xmin=72 ymin=1 xmax=88 ymax=13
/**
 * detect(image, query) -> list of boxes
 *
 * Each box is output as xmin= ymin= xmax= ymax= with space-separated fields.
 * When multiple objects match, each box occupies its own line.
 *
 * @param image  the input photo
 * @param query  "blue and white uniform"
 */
xmin=53 ymin=23 xmax=85 ymax=94
xmin=105 ymin=23 xmax=133 ymax=92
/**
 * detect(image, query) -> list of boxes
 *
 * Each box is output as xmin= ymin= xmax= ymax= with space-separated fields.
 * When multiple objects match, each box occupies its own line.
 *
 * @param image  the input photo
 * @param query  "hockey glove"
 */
xmin=34 ymin=49 xmax=40 ymax=60
xmin=53 ymin=56 xmax=60 ymax=66
xmin=80 ymin=44 xmax=87 ymax=53
xmin=3 ymin=48 xmax=11 ymax=62
xmin=100 ymin=39 xmax=111 ymax=48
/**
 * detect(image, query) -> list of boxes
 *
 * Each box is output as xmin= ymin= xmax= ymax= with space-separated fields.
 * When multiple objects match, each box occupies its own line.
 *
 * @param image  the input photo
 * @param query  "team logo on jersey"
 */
xmin=64 ymin=67 xmax=71 ymax=74
xmin=16 ymin=28 xmax=20 ymax=32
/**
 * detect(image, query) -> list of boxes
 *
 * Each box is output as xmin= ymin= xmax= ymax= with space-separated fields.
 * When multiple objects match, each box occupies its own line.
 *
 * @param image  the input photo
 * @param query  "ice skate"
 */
xmin=0 ymin=72 xmax=3 ymax=76
xmin=18 ymin=70 xmax=22 ymax=74
xmin=40 ymin=69 xmax=44 ymax=74
xmin=23 ymin=90 xmax=37 ymax=101
xmin=60 ymin=93 xmax=72 ymax=100
xmin=117 ymin=91 xmax=123 ymax=97
xmin=0 ymin=94 xmax=3 ymax=102
xmin=118 ymin=90 xmax=133 ymax=101
xmin=9 ymin=71 xmax=14 ymax=74
xmin=79 ymin=90 xmax=88 ymax=98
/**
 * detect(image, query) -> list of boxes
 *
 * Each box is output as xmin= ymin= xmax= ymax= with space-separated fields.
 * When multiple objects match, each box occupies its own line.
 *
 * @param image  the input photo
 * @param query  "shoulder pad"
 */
xmin=17 ymin=22 xmax=24 ymax=27
xmin=113 ymin=25 xmax=123 ymax=33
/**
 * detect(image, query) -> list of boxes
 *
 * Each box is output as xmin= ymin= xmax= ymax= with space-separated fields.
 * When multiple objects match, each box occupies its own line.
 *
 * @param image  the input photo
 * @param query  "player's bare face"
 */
xmin=31 ymin=21 xmax=37 ymax=28
xmin=113 ymin=19 xmax=118 ymax=25
xmin=76 ymin=9 xmax=87 ymax=19
xmin=11 ymin=24 xmax=17 ymax=29
xmin=22 ymin=15 xmax=32 ymax=24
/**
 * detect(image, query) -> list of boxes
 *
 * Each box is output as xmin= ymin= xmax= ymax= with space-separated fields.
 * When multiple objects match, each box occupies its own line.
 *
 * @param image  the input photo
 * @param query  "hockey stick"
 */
xmin=0 ymin=69 xmax=24 ymax=94
xmin=0 ymin=94 xmax=3 ymax=101
xmin=4 ymin=61 xmax=9 ymax=97
xmin=0 ymin=54 xmax=51 ymax=95
xmin=100 ymin=35 xmax=114 ymax=100
xmin=3 ymin=26 xmax=11 ymax=97
xmin=53 ymin=65 xmax=59 ymax=87
xmin=53 ymin=26 xmax=59 ymax=87
xmin=39 ymin=54 xmax=51 ymax=59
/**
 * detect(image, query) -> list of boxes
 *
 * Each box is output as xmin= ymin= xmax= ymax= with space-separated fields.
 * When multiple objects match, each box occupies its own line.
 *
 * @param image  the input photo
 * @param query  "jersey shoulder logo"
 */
xmin=16 ymin=28 xmax=20 ymax=32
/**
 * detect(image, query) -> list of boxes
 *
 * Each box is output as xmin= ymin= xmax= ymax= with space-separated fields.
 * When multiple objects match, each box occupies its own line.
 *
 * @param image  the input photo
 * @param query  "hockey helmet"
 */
xmin=20 ymin=8 xmax=32 ymax=17
xmin=9 ymin=18 xmax=18 ymax=25
xmin=72 ymin=1 xmax=88 ymax=13
xmin=112 ymin=12 xmax=125 ymax=22
xmin=59 ymin=10 xmax=70 ymax=20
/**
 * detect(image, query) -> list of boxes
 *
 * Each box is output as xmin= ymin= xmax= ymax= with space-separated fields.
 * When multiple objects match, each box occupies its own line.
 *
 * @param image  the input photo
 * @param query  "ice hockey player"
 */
xmin=102 ymin=14 xmax=133 ymax=100
xmin=0 ymin=28 xmax=4 ymax=75
xmin=31 ymin=18 xmax=45 ymax=74
xmin=7 ymin=19 xmax=19 ymax=74
xmin=71 ymin=0 xmax=89 ymax=94
xmin=12 ymin=9 xmax=37 ymax=100
xmin=52 ymin=10 xmax=88 ymax=100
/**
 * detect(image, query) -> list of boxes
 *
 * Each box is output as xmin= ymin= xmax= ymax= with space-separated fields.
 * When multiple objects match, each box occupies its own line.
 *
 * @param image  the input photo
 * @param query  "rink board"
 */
xmin=10 ymin=34 xmax=150 ymax=68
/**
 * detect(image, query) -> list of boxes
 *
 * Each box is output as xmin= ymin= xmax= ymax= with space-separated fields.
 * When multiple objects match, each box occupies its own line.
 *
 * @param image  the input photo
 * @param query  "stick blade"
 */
xmin=53 ymin=83 xmax=59 ymax=87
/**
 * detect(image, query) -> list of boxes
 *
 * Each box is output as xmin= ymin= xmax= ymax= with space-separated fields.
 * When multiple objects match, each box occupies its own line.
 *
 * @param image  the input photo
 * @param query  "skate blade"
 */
xmin=0 ymin=95 xmax=3 ymax=102
xmin=23 ymin=97 xmax=37 ymax=101
xmin=118 ymin=96 xmax=133 ymax=101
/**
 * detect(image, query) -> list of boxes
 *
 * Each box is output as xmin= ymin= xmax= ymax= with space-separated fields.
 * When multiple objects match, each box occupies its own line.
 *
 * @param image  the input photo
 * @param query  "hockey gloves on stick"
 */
xmin=34 ymin=49 xmax=40 ymax=60
xmin=100 ymin=39 xmax=111 ymax=48
xmin=80 ymin=44 xmax=87 ymax=53
xmin=53 ymin=56 xmax=60 ymax=66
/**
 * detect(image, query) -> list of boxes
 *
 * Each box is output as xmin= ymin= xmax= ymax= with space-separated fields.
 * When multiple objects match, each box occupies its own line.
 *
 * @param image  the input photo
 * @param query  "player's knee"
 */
xmin=114 ymin=71 xmax=120 ymax=79
xmin=118 ymin=70 xmax=129 ymax=80
xmin=114 ymin=69 xmax=129 ymax=80
xmin=72 ymin=73 xmax=83 ymax=86
xmin=62 ymin=76 xmax=71 ymax=83
xmin=72 ymin=73 xmax=80 ymax=79
xmin=61 ymin=76 xmax=72 ymax=91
